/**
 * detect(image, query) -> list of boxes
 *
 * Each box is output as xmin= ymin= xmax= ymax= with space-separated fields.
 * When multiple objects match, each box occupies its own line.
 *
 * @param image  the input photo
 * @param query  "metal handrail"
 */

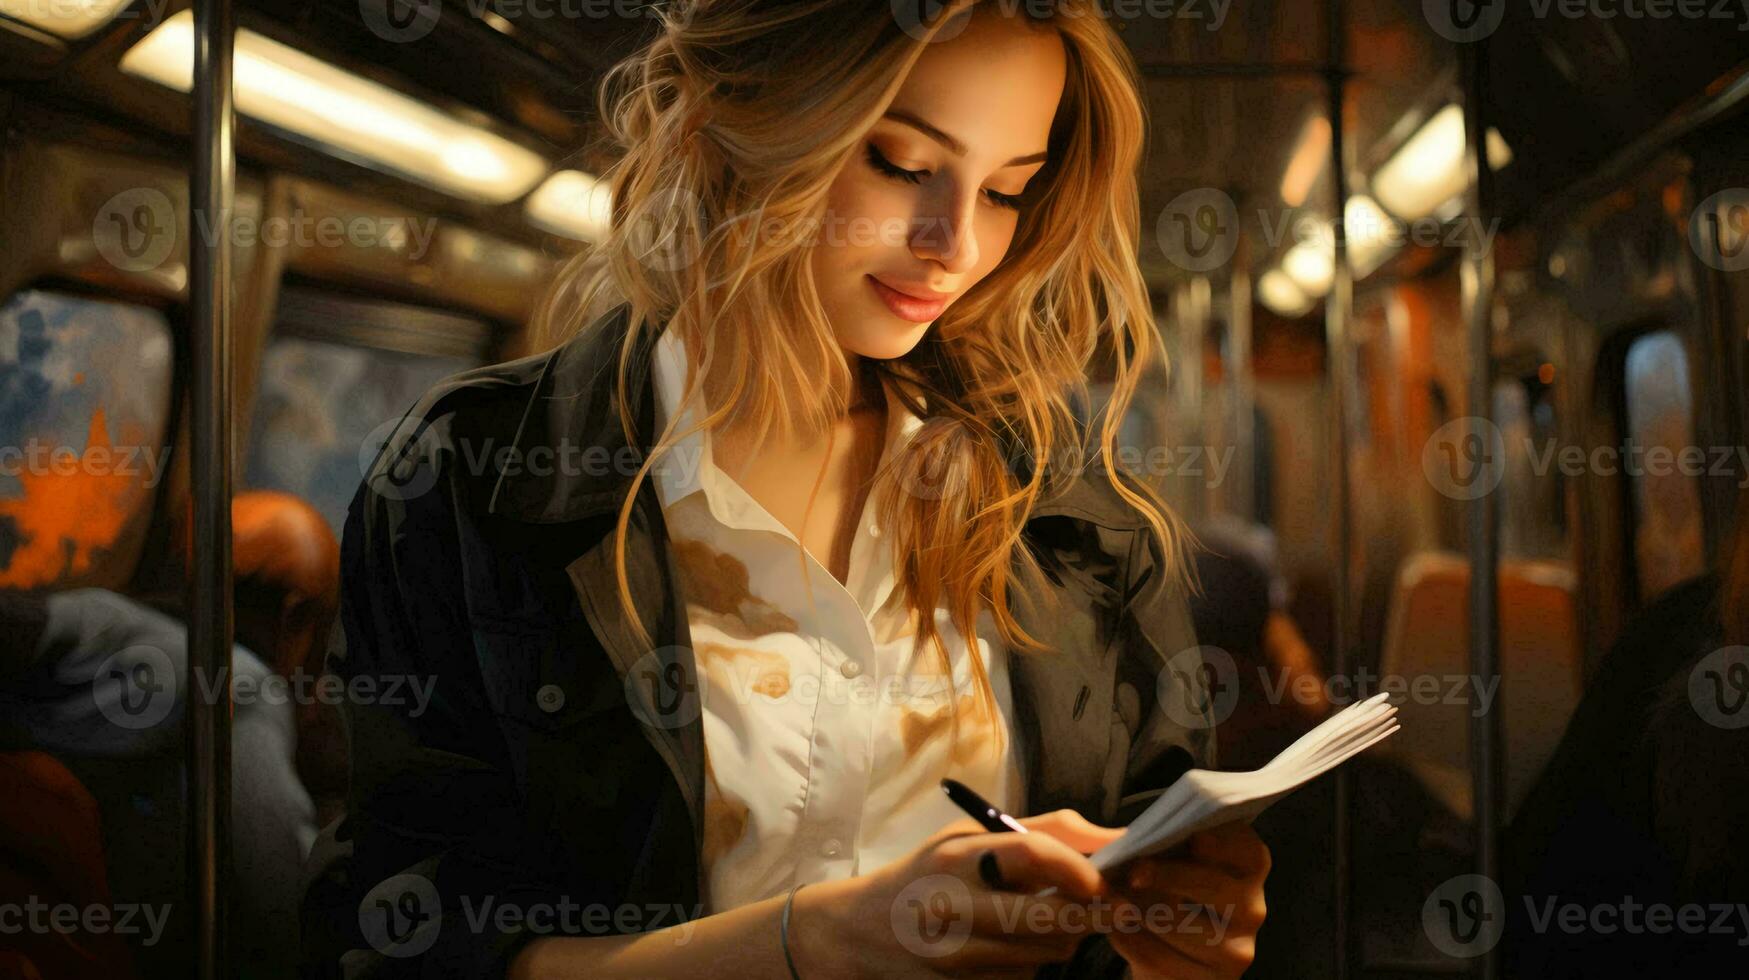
xmin=1322 ymin=2 xmax=1355 ymax=976
xmin=1460 ymin=35 xmax=1503 ymax=980
xmin=187 ymin=0 xmax=236 ymax=977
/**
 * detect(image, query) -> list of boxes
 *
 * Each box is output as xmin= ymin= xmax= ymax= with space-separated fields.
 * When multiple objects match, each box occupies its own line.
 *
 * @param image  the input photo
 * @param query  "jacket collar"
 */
xmin=486 ymin=302 xmax=1153 ymax=533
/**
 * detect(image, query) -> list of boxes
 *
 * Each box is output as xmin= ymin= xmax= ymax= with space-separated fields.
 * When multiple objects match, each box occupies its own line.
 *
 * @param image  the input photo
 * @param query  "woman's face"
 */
xmin=810 ymin=11 xmax=1067 ymax=361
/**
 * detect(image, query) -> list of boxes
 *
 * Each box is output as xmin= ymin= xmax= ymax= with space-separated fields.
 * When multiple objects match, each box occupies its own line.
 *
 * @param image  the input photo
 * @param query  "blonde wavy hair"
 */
xmin=532 ymin=0 xmax=1190 ymax=750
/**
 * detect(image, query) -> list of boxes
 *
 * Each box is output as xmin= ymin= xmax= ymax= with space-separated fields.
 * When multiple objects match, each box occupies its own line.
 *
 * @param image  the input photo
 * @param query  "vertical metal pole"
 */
xmin=189 ymin=0 xmax=235 ymax=978
xmin=1322 ymin=1 xmax=1355 ymax=977
xmin=1459 ymin=36 xmax=1502 ymax=980
xmin=1182 ymin=278 xmax=1211 ymax=522
xmin=1229 ymin=232 xmax=1256 ymax=522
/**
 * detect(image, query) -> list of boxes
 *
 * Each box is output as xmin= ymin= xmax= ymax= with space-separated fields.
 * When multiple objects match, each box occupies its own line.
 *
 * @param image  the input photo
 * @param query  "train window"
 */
xmin=0 ymin=289 xmax=174 ymax=588
xmin=1494 ymin=370 xmax=1567 ymax=558
xmin=244 ymin=337 xmax=473 ymax=538
xmin=1621 ymin=330 xmax=1704 ymax=600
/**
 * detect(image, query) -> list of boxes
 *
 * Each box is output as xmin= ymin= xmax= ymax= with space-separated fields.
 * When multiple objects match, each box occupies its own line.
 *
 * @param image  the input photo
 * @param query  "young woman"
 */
xmin=302 ymin=1 xmax=1270 ymax=977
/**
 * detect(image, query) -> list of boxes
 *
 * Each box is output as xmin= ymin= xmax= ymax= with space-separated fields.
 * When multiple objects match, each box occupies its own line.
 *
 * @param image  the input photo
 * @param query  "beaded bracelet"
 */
xmin=780 ymin=882 xmax=806 ymax=980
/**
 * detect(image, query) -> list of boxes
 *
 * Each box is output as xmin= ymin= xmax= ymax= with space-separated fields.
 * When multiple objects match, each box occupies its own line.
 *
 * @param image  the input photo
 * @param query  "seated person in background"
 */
xmin=1188 ymin=515 xmax=1329 ymax=770
xmin=0 ymin=588 xmax=318 ymax=980
xmin=1186 ymin=517 xmax=1346 ymax=979
xmin=0 ymin=750 xmax=140 ymax=980
xmin=1504 ymin=488 xmax=1749 ymax=977
xmin=202 ymin=490 xmax=346 ymax=827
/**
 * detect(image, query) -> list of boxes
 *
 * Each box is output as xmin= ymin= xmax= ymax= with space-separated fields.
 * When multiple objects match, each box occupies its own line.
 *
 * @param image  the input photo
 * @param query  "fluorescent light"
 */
xmin=1371 ymin=104 xmax=1514 ymax=221
xmin=1283 ymin=237 xmax=1335 ymax=297
xmin=525 ymin=170 xmax=614 ymax=241
xmin=120 ymin=11 xmax=548 ymax=204
xmin=1272 ymin=198 xmax=1395 ymax=301
xmin=0 ymin=0 xmax=128 ymax=38
xmin=1280 ymin=116 xmax=1332 ymax=209
xmin=1346 ymin=195 xmax=1398 ymax=278
xmin=1257 ymin=269 xmax=1314 ymax=318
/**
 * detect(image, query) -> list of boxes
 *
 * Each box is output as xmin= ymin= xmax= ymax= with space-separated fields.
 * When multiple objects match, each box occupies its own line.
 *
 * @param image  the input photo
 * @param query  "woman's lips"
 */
xmin=868 ymin=275 xmax=949 ymax=323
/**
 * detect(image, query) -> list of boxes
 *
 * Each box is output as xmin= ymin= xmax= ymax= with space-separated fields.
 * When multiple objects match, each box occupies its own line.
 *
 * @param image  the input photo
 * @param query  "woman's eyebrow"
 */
xmin=882 ymin=109 xmax=1048 ymax=168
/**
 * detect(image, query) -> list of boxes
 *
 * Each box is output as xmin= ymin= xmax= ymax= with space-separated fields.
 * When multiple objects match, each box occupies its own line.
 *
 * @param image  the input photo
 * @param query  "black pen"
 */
xmin=941 ymin=778 xmax=1030 ymax=835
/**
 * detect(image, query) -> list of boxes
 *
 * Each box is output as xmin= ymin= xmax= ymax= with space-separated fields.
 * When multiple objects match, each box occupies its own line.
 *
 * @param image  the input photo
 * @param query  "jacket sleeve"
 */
xmin=1113 ymin=523 xmax=1216 ymax=827
xmin=1037 ymin=524 xmax=1216 ymax=980
xmin=299 ymin=422 xmax=563 ymax=980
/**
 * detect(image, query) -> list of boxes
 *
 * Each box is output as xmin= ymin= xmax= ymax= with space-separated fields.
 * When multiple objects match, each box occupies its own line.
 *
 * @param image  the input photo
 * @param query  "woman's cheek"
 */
xmin=972 ymin=213 xmax=1018 ymax=279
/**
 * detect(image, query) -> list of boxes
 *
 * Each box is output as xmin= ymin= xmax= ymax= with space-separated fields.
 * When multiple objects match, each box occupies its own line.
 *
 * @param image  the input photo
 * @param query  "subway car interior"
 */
xmin=2 ymin=0 xmax=1747 ymax=978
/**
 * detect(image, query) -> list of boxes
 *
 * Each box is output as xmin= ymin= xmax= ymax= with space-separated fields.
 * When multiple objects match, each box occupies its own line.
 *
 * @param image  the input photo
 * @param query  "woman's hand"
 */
xmin=790 ymin=809 xmax=1127 ymax=979
xmin=1104 ymin=820 xmax=1271 ymax=980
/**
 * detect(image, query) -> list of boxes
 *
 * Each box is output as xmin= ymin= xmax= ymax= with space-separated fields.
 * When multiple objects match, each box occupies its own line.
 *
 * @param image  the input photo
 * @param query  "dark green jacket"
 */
xmin=300 ymin=303 xmax=1214 ymax=979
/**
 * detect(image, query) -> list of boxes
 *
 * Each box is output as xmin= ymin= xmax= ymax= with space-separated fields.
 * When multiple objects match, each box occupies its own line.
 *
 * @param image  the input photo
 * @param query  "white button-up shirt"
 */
xmin=649 ymin=327 xmax=1027 ymax=914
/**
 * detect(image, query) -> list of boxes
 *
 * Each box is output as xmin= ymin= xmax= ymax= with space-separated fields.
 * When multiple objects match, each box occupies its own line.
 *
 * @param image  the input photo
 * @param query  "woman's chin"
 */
xmin=837 ymin=315 xmax=933 ymax=361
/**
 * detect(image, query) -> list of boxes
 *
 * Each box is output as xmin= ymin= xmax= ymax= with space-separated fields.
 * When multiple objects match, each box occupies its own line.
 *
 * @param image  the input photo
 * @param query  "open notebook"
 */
xmin=1087 ymin=691 xmax=1400 ymax=874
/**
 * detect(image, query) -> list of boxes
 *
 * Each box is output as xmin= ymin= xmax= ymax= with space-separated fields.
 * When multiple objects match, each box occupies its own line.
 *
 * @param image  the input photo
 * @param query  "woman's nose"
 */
xmin=910 ymin=191 xmax=980 ymax=275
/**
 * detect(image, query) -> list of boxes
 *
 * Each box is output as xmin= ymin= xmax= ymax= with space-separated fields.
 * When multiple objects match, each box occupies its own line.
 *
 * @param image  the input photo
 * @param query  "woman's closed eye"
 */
xmin=864 ymin=142 xmax=1024 ymax=211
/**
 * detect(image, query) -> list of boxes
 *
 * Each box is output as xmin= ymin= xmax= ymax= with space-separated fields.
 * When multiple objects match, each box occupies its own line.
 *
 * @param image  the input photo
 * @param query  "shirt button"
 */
xmin=820 ymin=838 xmax=842 ymax=858
xmin=868 ymin=523 xmax=882 ymax=538
xmin=839 ymin=660 xmax=863 ymax=678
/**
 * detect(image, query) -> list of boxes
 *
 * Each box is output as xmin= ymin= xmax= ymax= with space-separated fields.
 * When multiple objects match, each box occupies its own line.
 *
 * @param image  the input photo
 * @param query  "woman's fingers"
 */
xmin=933 ymin=826 xmax=1109 ymax=901
xmin=1013 ymin=808 xmax=1127 ymax=855
xmin=1186 ymin=821 xmax=1272 ymax=878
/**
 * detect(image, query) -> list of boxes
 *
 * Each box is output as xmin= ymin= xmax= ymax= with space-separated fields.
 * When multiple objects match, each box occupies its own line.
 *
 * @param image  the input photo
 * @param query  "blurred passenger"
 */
xmin=186 ymin=490 xmax=346 ymax=826
xmin=0 ymin=588 xmax=317 ymax=980
xmin=1188 ymin=514 xmax=1329 ymax=770
xmin=1504 ymin=488 xmax=1749 ymax=976
xmin=0 ymin=750 xmax=139 ymax=980
xmin=1185 ymin=516 xmax=1349 ymax=980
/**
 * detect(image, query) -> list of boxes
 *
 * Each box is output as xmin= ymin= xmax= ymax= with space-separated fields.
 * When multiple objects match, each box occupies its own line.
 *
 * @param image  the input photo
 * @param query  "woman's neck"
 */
xmin=845 ymin=355 xmax=885 ymax=416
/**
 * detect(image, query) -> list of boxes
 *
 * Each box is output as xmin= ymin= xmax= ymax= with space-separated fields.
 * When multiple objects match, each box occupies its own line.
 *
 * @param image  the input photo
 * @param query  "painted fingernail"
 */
xmin=978 ymin=849 xmax=1007 ymax=890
